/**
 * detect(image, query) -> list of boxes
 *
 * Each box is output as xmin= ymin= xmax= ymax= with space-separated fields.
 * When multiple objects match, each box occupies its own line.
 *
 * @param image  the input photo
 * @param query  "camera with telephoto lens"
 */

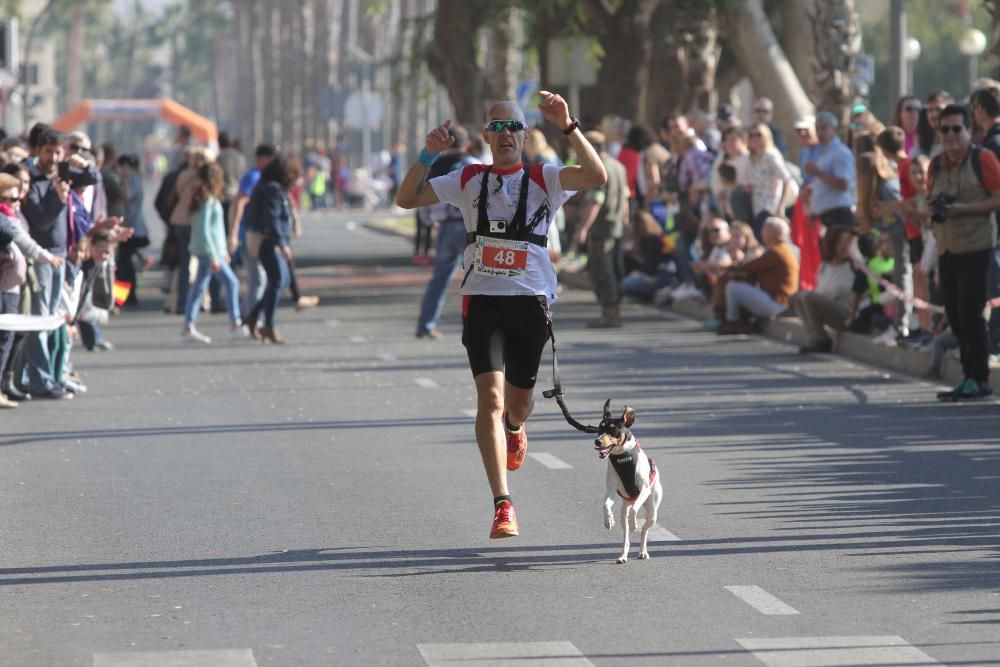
xmin=57 ymin=160 xmax=99 ymax=188
xmin=929 ymin=193 xmax=956 ymax=224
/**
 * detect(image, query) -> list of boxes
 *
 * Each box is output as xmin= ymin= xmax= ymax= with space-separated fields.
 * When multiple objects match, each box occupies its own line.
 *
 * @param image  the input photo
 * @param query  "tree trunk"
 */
xmin=720 ymin=0 xmax=814 ymax=135
xmin=489 ymin=8 xmax=517 ymax=102
xmin=988 ymin=0 xmax=1000 ymax=80
xmin=581 ymin=0 xmax=660 ymax=125
xmin=427 ymin=0 xmax=493 ymax=125
xmin=278 ymin=0 xmax=297 ymax=147
xmin=297 ymin=1 xmax=313 ymax=150
xmin=312 ymin=0 xmax=331 ymax=148
xmin=780 ymin=0 xmax=818 ymax=102
xmin=261 ymin=0 xmax=277 ymax=143
xmin=810 ymin=0 xmax=861 ymax=126
xmin=248 ymin=0 xmax=265 ymax=144
xmin=671 ymin=0 xmax=720 ymax=113
xmin=234 ymin=0 xmax=253 ymax=147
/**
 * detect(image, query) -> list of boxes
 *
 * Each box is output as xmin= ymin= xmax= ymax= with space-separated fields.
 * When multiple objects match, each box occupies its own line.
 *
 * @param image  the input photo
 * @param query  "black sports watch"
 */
xmin=562 ymin=117 xmax=580 ymax=135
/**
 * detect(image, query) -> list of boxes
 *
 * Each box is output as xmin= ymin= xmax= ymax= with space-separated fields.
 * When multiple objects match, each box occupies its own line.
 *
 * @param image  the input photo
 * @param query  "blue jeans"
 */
xmin=173 ymin=227 xmax=192 ymax=315
xmin=240 ymin=245 xmax=266 ymax=317
xmin=249 ymin=240 xmax=289 ymax=329
xmin=0 ymin=291 xmax=20 ymax=377
xmin=78 ymin=321 xmax=104 ymax=350
xmin=185 ymin=256 xmax=242 ymax=328
xmin=21 ymin=261 xmax=65 ymax=393
xmin=416 ymin=222 xmax=467 ymax=334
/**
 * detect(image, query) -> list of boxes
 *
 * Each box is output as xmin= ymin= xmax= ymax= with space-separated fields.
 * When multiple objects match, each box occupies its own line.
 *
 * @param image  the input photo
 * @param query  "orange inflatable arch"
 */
xmin=52 ymin=98 xmax=218 ymax=145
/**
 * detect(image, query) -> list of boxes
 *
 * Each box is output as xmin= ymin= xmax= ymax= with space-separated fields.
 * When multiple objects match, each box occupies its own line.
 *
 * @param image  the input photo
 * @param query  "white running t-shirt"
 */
xmin=429 ymin=162 xmax=575 ymax=301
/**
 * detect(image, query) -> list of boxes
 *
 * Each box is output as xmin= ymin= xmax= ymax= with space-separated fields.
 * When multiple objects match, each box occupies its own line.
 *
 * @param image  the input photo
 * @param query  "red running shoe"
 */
xmin=489 ymin=501 xmax=519 ymax=538
xmin=503 ymin=412 xmax=527 ymax=471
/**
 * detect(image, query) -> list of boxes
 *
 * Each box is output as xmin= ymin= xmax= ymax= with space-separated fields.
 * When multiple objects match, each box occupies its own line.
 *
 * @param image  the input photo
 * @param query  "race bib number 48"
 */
xmin=474 ymin=237 xmax=529 ymax=278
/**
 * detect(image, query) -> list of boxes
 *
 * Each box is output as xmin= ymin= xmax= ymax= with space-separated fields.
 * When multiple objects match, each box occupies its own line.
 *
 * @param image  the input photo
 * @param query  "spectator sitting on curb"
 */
xmin=717 ymin=217 xmax=799 ymax=335
xmin=791 ymin=227 xmax=864 ymax=354
xmin=710 ymin=221 xmax=764 ymax=325
xmin=848 ymin=232 xmax=897 ymax=337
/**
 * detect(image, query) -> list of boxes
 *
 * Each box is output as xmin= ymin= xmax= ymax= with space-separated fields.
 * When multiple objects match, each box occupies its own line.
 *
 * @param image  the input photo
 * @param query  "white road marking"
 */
xmin=725 ymin=585 xmax=800 ymax=615
xmin=736 ymin=636 xmax=940 ymax=666
xmin=345 ymin=221 xmax=358 ymax=231
xmin=378 ymin=353 xmax=398 ymax=362
xmin=93 ymin=649 xmax=257 ymax=667
xmin=349 ymin=335 xmax=367 ymax=343
xmin=528 ymin=452 xmax=573 ymax=469
xmin=414 ymin=377 xmax=439 ymax=389
xmin=462 ymin=408 xmax=478 ymax=418
xmin=324 ymin=319 xmax=340 ymax=327
xmin=418 ymin=641 xmax=594 ymax=666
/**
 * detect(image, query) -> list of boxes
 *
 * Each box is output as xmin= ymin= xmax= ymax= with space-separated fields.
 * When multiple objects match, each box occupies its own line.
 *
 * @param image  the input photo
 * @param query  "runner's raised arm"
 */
xmin=395 ymin=120 xmax=454 ymax=209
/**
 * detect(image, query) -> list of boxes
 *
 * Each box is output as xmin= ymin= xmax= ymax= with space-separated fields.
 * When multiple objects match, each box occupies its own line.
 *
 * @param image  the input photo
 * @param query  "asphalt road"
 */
xmin=2 ymin=208 xmax=999 ymax=667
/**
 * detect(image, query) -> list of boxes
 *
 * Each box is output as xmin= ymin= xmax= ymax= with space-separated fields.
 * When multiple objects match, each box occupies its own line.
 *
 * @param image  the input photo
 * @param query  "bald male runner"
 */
xmin=397 ymin=94 xmax=607 ymax=538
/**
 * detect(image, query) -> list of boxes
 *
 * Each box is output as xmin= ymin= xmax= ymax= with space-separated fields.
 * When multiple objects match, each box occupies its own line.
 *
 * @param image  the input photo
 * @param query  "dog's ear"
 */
xmin=603 ymin=399 xmax=612 ymax=419
xmin=622 ymin=406 xmax=635 ymax=427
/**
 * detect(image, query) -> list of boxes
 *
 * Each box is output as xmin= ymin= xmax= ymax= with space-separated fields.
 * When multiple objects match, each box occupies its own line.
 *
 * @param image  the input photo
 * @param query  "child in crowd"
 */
xmin=76 ymin=233 xmax=115 ymax=351
xmin=849 ymin=233 xmax=896 ymax=337
xmin=56 ymin=237 xmax=90 ymax=394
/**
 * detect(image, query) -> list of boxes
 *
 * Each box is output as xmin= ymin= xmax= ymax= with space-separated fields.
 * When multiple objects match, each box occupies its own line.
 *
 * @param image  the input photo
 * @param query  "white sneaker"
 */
xmin=183 ymin=328 xmax=212 ymax=344
xmin=230 ymin=324 xmax=251 ymax=338
xmin=63 ymin=378 xmax=87 ymax=394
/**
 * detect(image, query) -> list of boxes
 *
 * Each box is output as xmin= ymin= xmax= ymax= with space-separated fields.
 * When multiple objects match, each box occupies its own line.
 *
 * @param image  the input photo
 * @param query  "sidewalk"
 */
xmin=557 ymin=266 xmax=994 ymax=394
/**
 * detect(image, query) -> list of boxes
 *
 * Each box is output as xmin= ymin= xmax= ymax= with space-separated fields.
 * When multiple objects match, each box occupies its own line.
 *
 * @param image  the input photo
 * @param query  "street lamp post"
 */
xmin=905 ymin=37 xmax=921 ymax=95
xmin=959 ymin=27 xmax=987 ymax=94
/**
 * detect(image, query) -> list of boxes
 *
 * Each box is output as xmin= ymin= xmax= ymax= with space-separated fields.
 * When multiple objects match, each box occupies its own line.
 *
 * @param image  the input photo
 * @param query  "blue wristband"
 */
xmin=419 ymin=147 xmax=439 ymax=167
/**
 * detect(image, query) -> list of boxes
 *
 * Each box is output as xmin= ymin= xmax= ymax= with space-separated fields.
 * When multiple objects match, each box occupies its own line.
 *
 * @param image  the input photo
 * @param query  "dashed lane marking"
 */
xmin=462 ymin=408 xmax=477 ymax=418
xmin=378 ymin=353 xmax=398 ymax=362
xmin=93 ymin=649 xmax=257 ymax=667
xmin=735 ymin=636 xmax=940 ymax=666
xmin=414 ymin=377 xmax=439 ymax=389
xmin=417 ymin=641 xmax=594 ymax=666
xmin=725 ymin=585 xmax=800 ymax=615
xmin=528 ymin=452 xmax=573 ymax=469
xmin=349 ymin=335 xmax=367 ymax=343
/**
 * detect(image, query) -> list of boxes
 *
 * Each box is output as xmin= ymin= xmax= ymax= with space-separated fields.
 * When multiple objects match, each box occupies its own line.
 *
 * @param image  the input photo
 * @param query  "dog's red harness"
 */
xmin=610 ymin=441 xmax=657 ymax=501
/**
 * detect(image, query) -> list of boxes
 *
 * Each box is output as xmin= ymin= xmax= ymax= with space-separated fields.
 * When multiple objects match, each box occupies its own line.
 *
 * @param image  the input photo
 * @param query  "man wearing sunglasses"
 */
xmin=929 ymin=104 xmax=1000 ymax=401
xmin=396 ymin=92 xmax=607 ymax=539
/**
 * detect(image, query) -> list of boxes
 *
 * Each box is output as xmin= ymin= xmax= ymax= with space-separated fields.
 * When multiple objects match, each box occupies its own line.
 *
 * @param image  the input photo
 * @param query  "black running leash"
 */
xmin=541 ymin=321 xmax=600 ymax=434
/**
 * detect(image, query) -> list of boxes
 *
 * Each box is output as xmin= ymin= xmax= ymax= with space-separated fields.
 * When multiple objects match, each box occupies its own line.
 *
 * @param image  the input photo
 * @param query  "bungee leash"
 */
xmin=541 ymin=320 xmax=600 ymax=434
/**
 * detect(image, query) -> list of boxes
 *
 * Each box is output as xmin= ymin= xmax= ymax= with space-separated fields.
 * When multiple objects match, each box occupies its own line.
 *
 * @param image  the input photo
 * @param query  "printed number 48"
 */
xmin=494 ymin=249 xmax=517 ymax=266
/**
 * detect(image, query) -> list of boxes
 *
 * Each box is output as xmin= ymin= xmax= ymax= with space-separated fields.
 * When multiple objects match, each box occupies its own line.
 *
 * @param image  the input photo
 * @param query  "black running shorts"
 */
xmin=461 ymin=295 xmax=550 ymax=389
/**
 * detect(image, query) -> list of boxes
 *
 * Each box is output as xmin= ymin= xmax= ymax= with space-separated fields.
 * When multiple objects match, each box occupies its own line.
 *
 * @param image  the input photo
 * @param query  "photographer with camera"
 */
xmin=19 ymin=128 xmax=81 ymax=399
xmin=928 ymin=104 xmax=1000 ymax=401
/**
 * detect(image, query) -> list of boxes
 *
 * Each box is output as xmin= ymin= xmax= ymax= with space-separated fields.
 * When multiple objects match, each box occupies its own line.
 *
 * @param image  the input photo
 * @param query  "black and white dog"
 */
xmin=594 ymin=399 xmax=663 ymax=564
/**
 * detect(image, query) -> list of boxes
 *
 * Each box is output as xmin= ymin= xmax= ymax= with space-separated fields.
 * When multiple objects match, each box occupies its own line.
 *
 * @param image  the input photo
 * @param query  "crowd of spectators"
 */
xmin=566 ymin=86 xmax=1000 ymax=402
xmin=0 ymin=122 xmax=321 ymax=409
xmin=401 ymin=87 xmax=1000 ymax=402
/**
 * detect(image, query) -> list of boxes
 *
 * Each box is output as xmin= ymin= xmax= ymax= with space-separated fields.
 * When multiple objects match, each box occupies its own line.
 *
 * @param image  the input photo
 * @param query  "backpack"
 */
xmin=154 ymin=166 xmax=183 ymax=225
xmin=930 ymin=145 xmax=986 ymax=190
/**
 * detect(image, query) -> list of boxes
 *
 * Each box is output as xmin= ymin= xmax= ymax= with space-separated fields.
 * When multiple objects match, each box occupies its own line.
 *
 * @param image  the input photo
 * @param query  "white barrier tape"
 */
xmin=0 ymin=314 xmax=66 ymax=332
xmin=848 ymin=252 xmax=946 ymax=315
